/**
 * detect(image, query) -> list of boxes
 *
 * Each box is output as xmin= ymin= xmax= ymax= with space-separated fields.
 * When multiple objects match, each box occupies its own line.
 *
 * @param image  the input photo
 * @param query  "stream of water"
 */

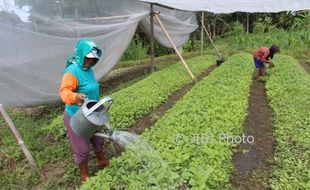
xmin=110 ymin=130 xmax=166 ymax=166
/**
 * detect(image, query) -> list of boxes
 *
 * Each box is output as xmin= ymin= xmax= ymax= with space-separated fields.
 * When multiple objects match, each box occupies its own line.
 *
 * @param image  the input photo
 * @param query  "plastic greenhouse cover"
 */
xmin=1 ymin=0 xmax=309 ymax=107
xmin=0 ymin=0 xmax=197 ymax=107
xmin=141 ymin=0 xmax=310 ymax=13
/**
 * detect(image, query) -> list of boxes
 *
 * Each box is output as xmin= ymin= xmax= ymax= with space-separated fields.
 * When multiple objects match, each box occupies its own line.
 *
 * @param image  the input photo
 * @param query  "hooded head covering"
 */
xmin=269 ymin=44 xmax=280 ymax=59
xmin=66 ymin=39 xmax=103 ymax=68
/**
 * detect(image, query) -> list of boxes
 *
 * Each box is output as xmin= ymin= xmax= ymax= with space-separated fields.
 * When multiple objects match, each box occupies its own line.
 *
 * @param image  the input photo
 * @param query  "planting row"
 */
xmin=266 ymin=55 xmax=310 ymax=190
xmin=81 ymin=53 xmax=254 ymax=189
xmin=109 ymin=55 xmax=215 ymax=129
xmin=46 ymin=55 xmax=215 ymax=138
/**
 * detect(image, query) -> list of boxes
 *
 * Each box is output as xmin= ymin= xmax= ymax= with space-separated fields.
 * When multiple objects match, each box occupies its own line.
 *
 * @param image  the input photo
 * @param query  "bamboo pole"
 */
xmin=0 ymin=104 xmax=43 ymax=177
xmin=154 ymin=12 xmax=195 ymax=80
xmin=200 ymin=12 xmax=204 ymax=56
xmin=200 ymin=19 xmax=221 ymax=58
xmin=150 ymin=4 xmax=155 ymax=72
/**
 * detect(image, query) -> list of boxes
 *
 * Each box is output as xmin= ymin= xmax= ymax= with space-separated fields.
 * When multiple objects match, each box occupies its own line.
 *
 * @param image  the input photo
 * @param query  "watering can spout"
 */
xmin=105 ymin=123 xmax=113 ymax=132
xmin=94 ymin=132 xmax=113 ymax=140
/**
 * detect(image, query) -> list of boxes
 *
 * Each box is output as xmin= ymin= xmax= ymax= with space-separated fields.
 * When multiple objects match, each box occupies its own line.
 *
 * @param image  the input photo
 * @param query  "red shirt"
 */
xmin=253 ymin=47 xmax=270 ymax=61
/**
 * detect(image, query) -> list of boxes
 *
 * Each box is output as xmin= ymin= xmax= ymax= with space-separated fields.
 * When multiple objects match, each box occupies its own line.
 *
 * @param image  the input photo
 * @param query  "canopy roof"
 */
xmin=141 ymin=0 xmax=310 ymax=13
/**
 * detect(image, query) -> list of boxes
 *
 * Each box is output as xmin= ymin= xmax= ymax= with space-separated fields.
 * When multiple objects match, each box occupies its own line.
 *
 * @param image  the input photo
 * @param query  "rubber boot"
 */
xmin=78 ymin=161 xmax=89 ymax=182
xmin=95 ymin=151 xmax=109 ymax=169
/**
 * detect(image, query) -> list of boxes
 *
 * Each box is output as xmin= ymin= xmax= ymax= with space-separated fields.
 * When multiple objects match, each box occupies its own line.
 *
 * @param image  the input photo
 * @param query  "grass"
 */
xmin=0 ymin=107 xmax=78 ymax=189
xmin=206 ymin=31 xmax=310 ymax=61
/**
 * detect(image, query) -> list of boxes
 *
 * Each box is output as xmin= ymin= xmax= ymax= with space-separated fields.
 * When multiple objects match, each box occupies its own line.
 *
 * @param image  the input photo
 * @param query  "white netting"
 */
xmin=0 ymin=0 xmax=197 ymax=107
xmin=2 ymin=0 xmax=309 ymax=107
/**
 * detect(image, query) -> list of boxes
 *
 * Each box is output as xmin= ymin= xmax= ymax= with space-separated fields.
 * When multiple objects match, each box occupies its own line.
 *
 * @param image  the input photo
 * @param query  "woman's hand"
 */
xmin=75 ymin=93 xmax=86 ymax=105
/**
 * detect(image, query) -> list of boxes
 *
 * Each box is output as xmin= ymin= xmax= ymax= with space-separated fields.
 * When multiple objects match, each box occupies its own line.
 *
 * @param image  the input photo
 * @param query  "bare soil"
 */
xmin=231 ymin=77 xmax=275 ymax=190
xmin=298 ymin=60 xmax=310 ymax=74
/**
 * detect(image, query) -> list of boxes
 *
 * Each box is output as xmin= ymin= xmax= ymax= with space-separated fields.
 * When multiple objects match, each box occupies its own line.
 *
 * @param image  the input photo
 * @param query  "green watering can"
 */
xmin=70 ymin=96 xmax=113 ymax=139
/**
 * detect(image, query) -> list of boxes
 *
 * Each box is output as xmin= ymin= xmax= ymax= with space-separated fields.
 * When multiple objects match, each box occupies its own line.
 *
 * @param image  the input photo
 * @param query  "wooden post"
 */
xmin=154 ymin=12 xmax=195 ymax=80
xmin=150 ymin=4 xmax=155 ymax=72
xmin=213 ymin=16 xmax=216 ymax=39
xmin=246 ymin=13 xmax=249 ymax=35
xmin=201 ymin=12 xmax=204 ymax=56
xmin=0 ymin=104 xmax=43 ymax=177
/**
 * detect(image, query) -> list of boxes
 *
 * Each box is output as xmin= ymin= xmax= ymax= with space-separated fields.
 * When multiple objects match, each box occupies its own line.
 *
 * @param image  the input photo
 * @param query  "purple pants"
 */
xmin=64 ymin=111 xmax=103 ymax=164
xmin=254 ymin=58 xmax=265 ymax=68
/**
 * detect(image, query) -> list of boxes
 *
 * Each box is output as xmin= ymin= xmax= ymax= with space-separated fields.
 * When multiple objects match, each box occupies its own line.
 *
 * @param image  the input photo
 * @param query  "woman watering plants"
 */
xmin=59 ymin=39 xmax=109 ymax=182
xmin=253 ymin=44 xmax=280 ymax=78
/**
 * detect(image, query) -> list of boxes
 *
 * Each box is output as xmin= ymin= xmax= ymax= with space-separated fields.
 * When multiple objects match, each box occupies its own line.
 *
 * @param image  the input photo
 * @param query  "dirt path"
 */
xmin=231 ymin=78 xmax=274 ymax=190
xmin=298 ymin=60 xmax=310 ymax=74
